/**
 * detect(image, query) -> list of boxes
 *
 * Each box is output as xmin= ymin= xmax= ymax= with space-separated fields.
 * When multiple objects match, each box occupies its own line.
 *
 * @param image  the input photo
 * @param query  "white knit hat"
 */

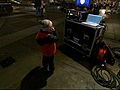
xmin=40 ymin=19 xmax=53 ymax=27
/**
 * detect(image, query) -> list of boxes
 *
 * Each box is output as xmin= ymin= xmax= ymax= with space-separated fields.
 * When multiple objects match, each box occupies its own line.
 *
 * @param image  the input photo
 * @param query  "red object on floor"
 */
xmin=97 ymin=48 xmax=106 ymax=62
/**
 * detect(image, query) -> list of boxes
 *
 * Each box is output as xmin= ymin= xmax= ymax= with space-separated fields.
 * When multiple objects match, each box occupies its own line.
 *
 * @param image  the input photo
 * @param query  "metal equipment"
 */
xmin=66 ymin=9 xmax=88 ymax=22
xmin=64 ymin=19 xmax=105 ymax=57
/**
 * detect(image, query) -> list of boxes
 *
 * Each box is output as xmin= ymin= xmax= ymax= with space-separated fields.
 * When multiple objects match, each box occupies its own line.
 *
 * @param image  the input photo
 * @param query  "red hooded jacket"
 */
xmin=35 ymin=29 xmax=57 ymax=56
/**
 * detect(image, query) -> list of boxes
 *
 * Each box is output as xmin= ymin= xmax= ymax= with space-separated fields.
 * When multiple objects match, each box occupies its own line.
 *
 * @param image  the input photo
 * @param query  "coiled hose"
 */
xmin=91 ymin=65 xmax=120 ymax=90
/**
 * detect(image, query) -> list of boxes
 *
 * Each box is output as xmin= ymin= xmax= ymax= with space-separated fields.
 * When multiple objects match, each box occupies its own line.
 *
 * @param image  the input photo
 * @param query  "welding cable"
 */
xmin=91 ymin=65 xmax=120 ymax=89
xmin=111 ymin=47 xmax=120 ymax=59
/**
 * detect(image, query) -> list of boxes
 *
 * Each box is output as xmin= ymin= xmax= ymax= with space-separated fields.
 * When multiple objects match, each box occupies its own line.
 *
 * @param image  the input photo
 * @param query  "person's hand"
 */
xmin=51 ymin=27 xmax=55 ymax=31
xmin=48 ymin=26 xmax=55 ymax=32
xmin=47 ymin=34 xmax=51 ymax=36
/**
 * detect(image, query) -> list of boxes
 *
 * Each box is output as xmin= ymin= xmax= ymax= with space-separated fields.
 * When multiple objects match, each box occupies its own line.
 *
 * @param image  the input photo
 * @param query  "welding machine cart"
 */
xmin=64 ymin=19 xmax=105 ymax=57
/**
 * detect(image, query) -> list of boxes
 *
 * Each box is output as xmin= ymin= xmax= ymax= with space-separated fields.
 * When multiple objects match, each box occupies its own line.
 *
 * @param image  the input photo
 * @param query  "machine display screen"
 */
xmin=75 ymin=0 xmax=91 ymax=7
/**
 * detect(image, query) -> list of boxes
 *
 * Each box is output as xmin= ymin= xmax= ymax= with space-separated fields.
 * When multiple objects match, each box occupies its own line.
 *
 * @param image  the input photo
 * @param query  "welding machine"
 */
xmin=64 ymin=19 xmax=105 ymax=57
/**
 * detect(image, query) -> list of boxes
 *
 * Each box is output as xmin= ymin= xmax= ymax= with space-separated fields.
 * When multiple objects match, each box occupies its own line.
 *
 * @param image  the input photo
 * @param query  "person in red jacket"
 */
xmin=35 ymin=19 xmax=58 ymax=74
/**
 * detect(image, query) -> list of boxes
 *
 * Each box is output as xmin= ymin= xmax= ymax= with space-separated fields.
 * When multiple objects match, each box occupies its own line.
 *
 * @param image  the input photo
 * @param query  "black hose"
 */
xmin=111 ymin=47 xmax=120 ymax=59
xmin=91 ymin=65 xmax=120 ymax=89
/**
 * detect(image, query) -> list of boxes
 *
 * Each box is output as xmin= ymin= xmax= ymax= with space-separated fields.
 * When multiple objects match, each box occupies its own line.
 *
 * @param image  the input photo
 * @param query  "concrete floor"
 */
xmin=0 ymin=34 xmax=109 ymax=89
xmin=0 ymin=6 xmax=120 ymax=89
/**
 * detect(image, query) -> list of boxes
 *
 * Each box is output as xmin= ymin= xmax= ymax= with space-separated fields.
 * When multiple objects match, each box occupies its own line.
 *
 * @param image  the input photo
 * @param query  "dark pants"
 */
xmin=36 ymin=7 xmax=43 ymax=17
xmin=42 ymin=56 xmax=55 ymax=72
